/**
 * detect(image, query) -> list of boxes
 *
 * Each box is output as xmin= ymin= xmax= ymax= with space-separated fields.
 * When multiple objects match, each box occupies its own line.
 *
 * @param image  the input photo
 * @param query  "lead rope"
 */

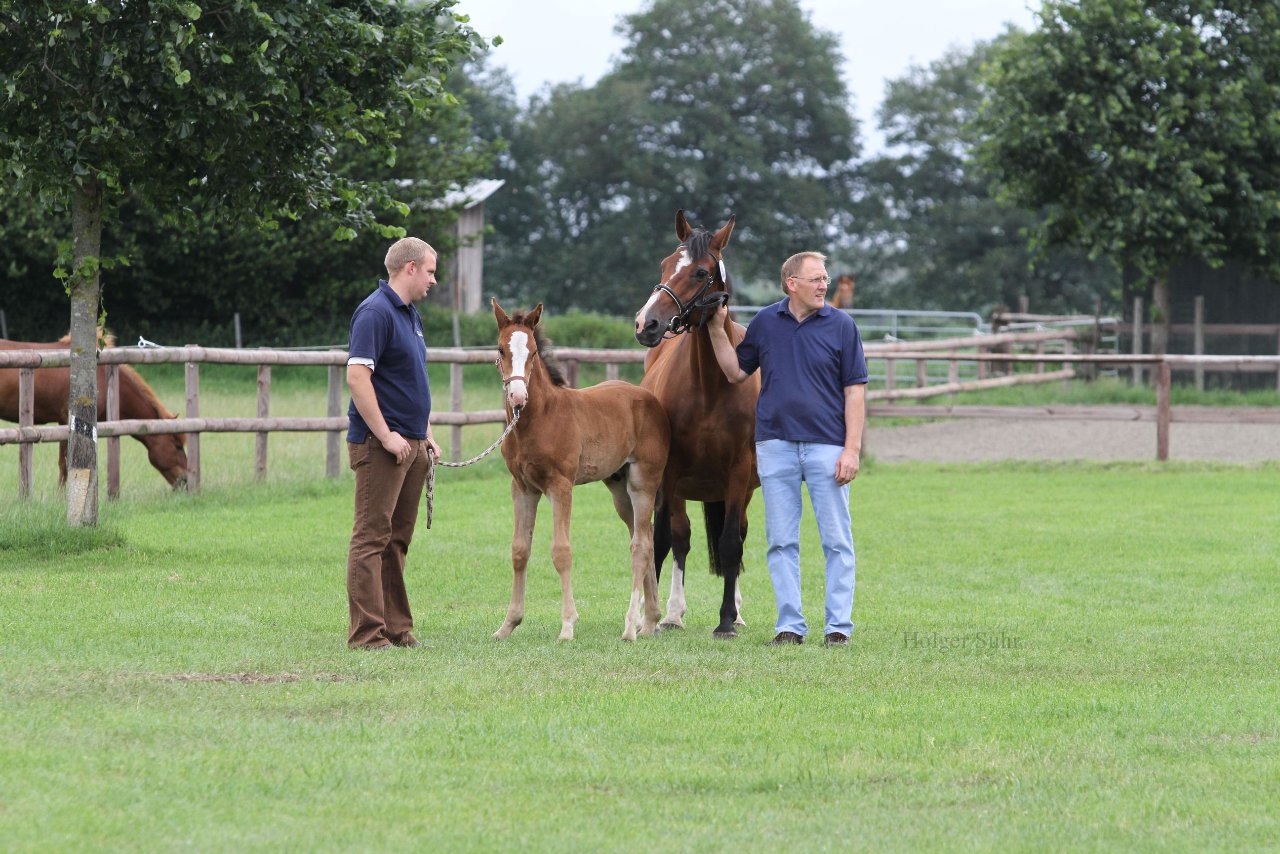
xmin=424 ymin=407 xmax=520 ymax=528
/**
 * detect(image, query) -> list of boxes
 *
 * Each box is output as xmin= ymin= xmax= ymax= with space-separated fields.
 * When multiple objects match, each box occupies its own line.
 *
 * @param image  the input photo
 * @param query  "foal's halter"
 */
xmin=651 ymin=254 xmax=730 ymax=337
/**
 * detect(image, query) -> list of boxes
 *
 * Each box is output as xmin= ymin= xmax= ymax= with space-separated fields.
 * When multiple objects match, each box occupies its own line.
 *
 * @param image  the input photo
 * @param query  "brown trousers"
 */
xmin=346 ymin=436 xmax=432 ymax=648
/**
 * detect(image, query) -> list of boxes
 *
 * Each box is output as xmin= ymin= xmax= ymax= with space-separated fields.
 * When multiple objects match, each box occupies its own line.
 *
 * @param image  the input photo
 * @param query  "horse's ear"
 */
xmin=711 ymin=214 xmax=735 ymax=253
xmin=675 ymin=209 xmax=692 ymax=242
xmin=527 ymin=303 xmax=544 ymax=328
xmin=492 ymin=297 xmax=511 ymax=329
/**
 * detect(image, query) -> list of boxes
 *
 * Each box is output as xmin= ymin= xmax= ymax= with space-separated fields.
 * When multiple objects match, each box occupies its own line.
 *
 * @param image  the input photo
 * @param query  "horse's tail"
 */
xmin=703 ymin=500 xmax=727 ymax=577
xmin=653 ymin=491 xmax=671 ymax=583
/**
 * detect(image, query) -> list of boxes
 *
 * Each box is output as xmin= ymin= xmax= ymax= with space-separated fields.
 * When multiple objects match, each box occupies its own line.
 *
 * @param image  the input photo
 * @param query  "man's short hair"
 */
xmin=780 ymin=251 xmax=827 ymax=289
xmin=384 ymin=237 xmax=436 ymax=277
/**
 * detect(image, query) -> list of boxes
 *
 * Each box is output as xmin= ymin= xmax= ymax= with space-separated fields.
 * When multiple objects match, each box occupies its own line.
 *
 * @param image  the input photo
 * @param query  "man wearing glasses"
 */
xmin=708 ymin=251 xmax=868 ymax=646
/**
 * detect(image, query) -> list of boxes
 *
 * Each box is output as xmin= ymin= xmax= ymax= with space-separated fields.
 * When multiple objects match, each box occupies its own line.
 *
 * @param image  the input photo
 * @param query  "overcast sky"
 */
xmin=460 ymin=0 xmax=1039 ymax=153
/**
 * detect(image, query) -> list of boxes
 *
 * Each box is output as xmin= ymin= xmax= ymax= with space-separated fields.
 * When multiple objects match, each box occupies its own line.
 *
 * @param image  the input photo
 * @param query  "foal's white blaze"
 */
xmin=507 ymin=330 xmax=530 ymax=406
xmin=636 ymin=248 xmax=693 ymax=321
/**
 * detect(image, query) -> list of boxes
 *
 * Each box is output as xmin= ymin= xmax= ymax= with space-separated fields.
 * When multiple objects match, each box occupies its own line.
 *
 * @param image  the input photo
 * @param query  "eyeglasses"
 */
xmin=789 ymin=274 xmax=831 ymax=285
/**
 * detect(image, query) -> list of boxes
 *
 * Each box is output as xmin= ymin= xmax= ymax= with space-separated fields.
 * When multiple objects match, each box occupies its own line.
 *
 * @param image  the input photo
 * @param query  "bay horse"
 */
xmin=0 ymin=335 xmax=189 ymax=488
xmin=633 ymin=210 xmax=761 ymax=638
xmin=491 ymin=300 xmax=670 ymax=641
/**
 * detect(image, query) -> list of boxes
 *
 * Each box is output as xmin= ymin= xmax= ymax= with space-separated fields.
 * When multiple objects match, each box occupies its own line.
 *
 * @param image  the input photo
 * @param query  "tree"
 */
xmin=976 ymin=0 xmax=1280 ymax=352
xmin=483 ymin=0 xmax=861 ymax=313
xmin=0 ymin=0 xmax=487 ymax=523
xmin=856 ymin=41 xmax=1119 ymax=314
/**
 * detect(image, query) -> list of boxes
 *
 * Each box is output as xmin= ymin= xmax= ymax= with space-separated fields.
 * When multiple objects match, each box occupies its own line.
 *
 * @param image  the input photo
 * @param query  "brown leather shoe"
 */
xmin=769 ymin=631 xmax=804 ymax=645
xmin=823 ymin=632 xmax=850 ymax=647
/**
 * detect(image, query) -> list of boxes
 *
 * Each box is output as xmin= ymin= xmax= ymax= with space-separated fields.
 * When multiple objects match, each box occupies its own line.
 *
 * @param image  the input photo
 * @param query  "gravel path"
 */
xmin=866 ymin=418 xmax=1280 ymax=464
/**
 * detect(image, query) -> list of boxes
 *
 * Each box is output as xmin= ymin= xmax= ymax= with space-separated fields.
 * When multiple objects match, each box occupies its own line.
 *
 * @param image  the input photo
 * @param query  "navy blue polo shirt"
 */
xmin=736 ymin=298 xmax=868 ymax=446
xmin=346 ymin=280 xmax=431 ymax=442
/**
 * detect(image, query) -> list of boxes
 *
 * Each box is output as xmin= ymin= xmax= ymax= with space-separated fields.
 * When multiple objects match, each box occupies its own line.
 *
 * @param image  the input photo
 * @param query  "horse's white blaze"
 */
xmin=670 ymin=248 xmax=692 ymax=281
xmin=507 ymin=330 xmax=530 ymax=404
xmin=636 ymin=248 xmax=693 ymax=321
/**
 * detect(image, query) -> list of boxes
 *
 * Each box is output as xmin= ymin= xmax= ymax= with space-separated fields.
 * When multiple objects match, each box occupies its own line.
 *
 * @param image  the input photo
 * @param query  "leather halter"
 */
xmin=494 ymin=352 xmax=528 ymax=415
xmin=650 ymin=254 xmax=730 ymax=336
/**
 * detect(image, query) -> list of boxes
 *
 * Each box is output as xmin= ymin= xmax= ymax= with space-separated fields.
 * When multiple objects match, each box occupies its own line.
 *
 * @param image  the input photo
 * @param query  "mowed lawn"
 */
xmin=2 ymin=441 xmax=1277 ymax=851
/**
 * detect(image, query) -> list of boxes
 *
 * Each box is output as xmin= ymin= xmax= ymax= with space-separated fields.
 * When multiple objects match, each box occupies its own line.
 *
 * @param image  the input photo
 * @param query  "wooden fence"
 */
xmin=4 ymin=330 xmax=1279 ymax=498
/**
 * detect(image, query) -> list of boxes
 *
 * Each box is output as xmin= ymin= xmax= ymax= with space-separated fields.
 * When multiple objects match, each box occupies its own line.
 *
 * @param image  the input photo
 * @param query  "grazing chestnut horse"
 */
xmin=633 ymin=211 xmax=761 ymax=638
xmin=491 ymin=300 xmax=670 ymax=641
xmin=0 ymin=336 xmax=189 ymax=488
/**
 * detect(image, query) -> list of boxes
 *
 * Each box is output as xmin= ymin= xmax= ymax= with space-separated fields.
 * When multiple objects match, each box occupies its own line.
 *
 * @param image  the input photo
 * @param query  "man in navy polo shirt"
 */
xmin=344 ymin=236 xmax=443 ymax=650
xmin=708 ymin=251 xmax=867 ymax=646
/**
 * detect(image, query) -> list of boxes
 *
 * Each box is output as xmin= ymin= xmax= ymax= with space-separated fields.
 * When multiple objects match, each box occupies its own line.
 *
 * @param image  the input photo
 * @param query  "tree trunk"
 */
xmin=66 ymin=177 xmax=104 ymax=527
xmin=1150 ymin=272 xmax=1171 ymax=358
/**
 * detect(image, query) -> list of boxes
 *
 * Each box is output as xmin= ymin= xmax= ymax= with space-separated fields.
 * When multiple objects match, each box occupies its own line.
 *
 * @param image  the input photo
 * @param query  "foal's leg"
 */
xmin=495 ymin=482 xmax=540 ymax=640
xmin=604 ymin=475 xmax=645 ymax=641
xmin=660 ymin=497 xmax=692 ymax=630
xmin=627 ymin=462 xmax=664 ymax=638
xmin=545 ymin=480 xmax=579 ymax=641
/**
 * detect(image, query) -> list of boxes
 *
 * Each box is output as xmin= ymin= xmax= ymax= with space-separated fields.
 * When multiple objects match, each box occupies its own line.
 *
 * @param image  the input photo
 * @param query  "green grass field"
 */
xmin=2 ymin=440 xmax=1277 ymax=849
xmin=3 ymin=368 xmax=1279 ymax=849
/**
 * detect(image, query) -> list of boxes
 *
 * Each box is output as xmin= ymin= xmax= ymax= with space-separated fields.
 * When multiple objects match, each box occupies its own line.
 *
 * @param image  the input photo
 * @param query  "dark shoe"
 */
xmin=823 ymin=632 xmax=850 ymax=647
xmin=390 ymin=633 xmax=421 ymax=648
xmin=350 ymin=642 xmax=392 ymax=652
xmin=769 ymin=631 xmax=804 ymax=645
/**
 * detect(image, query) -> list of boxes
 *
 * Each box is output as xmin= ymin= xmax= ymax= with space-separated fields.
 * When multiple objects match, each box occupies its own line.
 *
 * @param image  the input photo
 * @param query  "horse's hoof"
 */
xmin=712 ymin=628 xmax=738 ymax=639
xmin=734 ymin=616 xmax=747 ymax=627
xmin=659 ymin=621 xmax=684 ymax=631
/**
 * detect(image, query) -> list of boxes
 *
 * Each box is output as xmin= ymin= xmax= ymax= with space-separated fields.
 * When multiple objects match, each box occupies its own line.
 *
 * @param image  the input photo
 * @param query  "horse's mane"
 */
xmin=58 ymin=328 xmax=117 ymax=348
xmin=682 ymin=228 xmax=733 ymax=294
xmin=119 ymin=365 xmax=178 ymax=419
xmin=684 ymin=228 xmax=712 ymax=263
xmin=511 ymin=311 xmax=568 ymax=388
xmin=55 ymin=328 xmax=175 ymax=417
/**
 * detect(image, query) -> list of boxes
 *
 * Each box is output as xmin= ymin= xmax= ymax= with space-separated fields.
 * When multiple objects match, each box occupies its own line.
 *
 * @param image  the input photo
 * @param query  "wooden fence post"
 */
xmin=1193 ymin=295 xmax=1205 ymax=392
xmin=106 ymin=365 xmax=120 ymax=499
xmin=185 ymin=361 xmax=201 ymax=493
xmin=1062 ymin=340 xmax=1075 ymax=391
xmin=18 ymin=366 xmax=33 ymax=499
xmin=450 ymin=362 xmax=463 ymax=463
xmin=327 ymin=365 xmax=342 ymax=479
xmin=255 ymin=364 xmax=271 ymax=481
xmin=947 ymin=359 xmax=959 ymax=385
xmin=915 ymin=358 xmax=928 ymax=388
xmin=1132 ymin=296 xmax=1144 ymax=386
xmin=606 ymin=363 xmax=619 ymax=382
xmin=1155 ymin=360 xmax=1171 ymax=462
xmin=884 ymin=358 xmax=896 ymax=392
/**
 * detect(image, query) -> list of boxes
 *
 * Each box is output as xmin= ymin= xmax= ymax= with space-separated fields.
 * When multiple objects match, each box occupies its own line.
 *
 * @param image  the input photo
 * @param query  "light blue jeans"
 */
xmin=756 ymin=439 xmax=856 ymax=638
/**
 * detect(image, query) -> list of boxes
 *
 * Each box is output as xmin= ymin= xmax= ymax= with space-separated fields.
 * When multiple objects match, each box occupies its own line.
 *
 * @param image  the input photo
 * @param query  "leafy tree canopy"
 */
xmin=856 ymin=40 xmax=1120 ymax=315
xmin=976 ymin=0 xmax=1280 ymax=287
xmin=483 ymin=0 xmax=861 ymax=314
xmin=1 ymin=0 xmax=486 ymax=237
